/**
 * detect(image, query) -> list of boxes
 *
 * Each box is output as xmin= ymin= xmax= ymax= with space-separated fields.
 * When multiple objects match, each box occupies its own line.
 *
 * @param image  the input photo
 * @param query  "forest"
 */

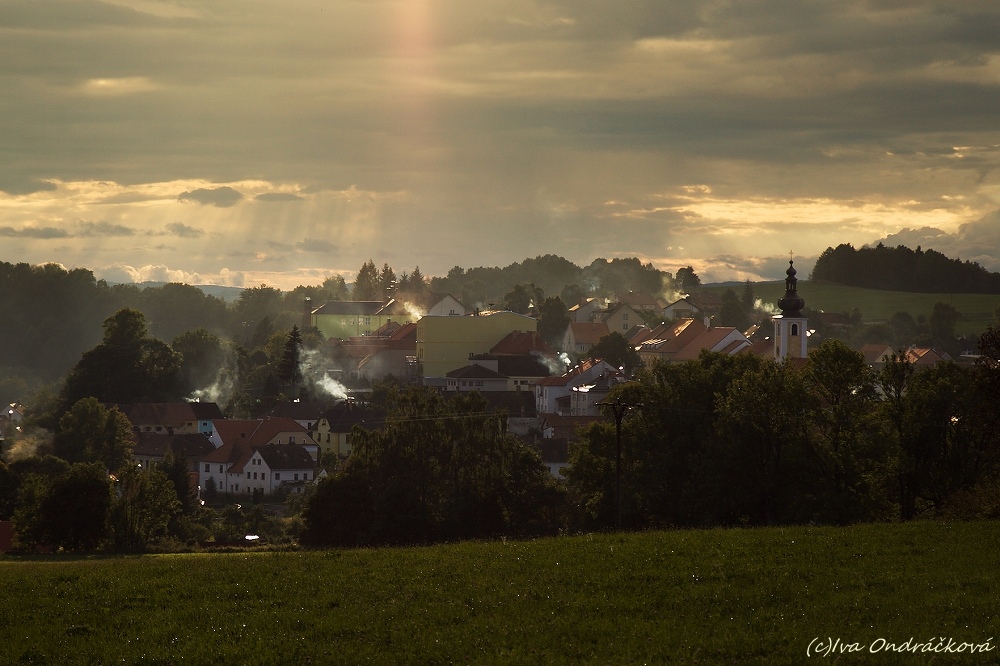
xmin=811 ymin=242 xmax=1000 ymax=293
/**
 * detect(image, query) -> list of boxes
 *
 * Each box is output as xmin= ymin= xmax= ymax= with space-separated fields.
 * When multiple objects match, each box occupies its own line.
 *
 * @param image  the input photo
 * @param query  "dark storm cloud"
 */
xmin=177 ymin=187 xmax=244 ymax=208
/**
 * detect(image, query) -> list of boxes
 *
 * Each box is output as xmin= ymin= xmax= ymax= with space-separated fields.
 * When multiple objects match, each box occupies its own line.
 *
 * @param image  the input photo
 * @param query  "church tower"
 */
xmin=773 ymin=260 xmax=807 ymax=361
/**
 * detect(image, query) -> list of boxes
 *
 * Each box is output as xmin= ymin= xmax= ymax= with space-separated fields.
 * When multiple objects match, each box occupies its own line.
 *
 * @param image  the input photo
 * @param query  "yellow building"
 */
xmin=416 ymin=311 xmax=538 ymax=379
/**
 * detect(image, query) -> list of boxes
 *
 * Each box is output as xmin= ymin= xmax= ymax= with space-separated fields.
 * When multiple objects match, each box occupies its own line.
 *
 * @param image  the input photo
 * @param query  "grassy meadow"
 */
xmin=2 ymin=521 xmax=999 ymax=664
xmin=705 ymin=281 xmax=1000 ymax=336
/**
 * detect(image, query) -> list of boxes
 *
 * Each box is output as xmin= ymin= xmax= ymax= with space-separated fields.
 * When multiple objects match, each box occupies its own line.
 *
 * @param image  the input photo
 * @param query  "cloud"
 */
xmin=296 ymin=238 xmax=335 ymax=253
xmin=177 ymin=187 xmax=244 ymax=207
xmin=876 ymin=210 xmax=1000 ymax=271
xmin=78 ymin=221 xmax=137 ymax=237
xmin=256 ymin=192 xmax=304 ymax=202
xmin=0 ymin=226 xmax=69 ymax=239
xmin=165 ymin=222 xmax=204 ymax=238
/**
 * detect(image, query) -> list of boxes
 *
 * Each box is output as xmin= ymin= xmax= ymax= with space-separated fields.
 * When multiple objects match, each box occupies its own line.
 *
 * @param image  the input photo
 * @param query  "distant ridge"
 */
xmin=110 ymin=281 xmax=246 ymax=302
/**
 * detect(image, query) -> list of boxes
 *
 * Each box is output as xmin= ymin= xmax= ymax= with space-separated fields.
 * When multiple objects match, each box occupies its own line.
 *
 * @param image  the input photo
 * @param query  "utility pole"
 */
xmin=599 ymin=398 xmax=642 ymax=530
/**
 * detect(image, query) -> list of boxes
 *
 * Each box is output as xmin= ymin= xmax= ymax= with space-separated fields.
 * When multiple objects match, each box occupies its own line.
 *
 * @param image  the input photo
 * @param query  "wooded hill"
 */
xmin=811 ymin=243 xmax=1000 ymax=293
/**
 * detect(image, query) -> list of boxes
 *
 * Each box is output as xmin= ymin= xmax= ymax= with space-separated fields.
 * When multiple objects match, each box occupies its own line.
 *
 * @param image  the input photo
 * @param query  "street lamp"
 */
xmin=598 ymin=398 xmax=642 ymax=530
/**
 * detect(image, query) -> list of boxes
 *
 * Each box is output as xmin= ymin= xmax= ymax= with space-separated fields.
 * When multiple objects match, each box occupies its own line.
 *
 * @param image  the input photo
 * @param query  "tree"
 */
xmin=36 ymin=463 xmax=112 ymax=551
xmin=927 ymin=301 xmax=960 ymax=351
xmin=301 ymin=387 xmax=563 ymax=547
xmin=353 ymin=260 xmax=380 ymax=301
xmin=278 ymin=326 xmax=304 ymax=387
xmin=675 ymin=266 xmax=701 ymax=292
xmin=232 ymin=285 xmax=286 ymax=343
xmin=322 ymin=274 xmax=349 ymax=301
xmin=109 ymin=465 xmax=181 ymax=553
xmin=588 ymin=332 xmax=641 ymax=376
xmin=158 ymin=453 xmax=195 ymax=515
xmin=378 ymin=263 xmax=396 ymax=301
xmin=718 ymin=289 xmax=750 ymax=331
xmin=536 ymin=296 xmax=570 ymax=348
xmin=54 ymin=398 xmax=136 ymax=471
xmin=503 ymin=283 xmax=543 ymax=314
xmin=804 ymin=340 xmax=890 ymax=523
xmin=59 ymin=308 xmax=183 ymax=410
xmin=741 ymin=281 xmax=756 ymax=314
xmin=172 ymin=328 xmax=229 ymax=396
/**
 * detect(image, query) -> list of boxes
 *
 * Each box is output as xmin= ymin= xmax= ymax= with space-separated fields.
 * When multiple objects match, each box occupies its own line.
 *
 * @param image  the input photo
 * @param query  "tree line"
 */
xmin=811 ymin=243 xmax=1000 ymax=293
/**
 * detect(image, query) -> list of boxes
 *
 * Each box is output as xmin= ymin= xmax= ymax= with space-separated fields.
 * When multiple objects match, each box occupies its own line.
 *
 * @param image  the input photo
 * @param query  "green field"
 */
xmin=706 ymin=281 xmax=1000 ymax=335
xmin=2 ymin=521 xmax=999 ymax=664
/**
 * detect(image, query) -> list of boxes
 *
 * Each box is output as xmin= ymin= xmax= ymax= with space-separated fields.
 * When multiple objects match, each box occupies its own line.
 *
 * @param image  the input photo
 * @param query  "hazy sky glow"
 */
xmin=3 ymin=0 xmax=1000 ymax=289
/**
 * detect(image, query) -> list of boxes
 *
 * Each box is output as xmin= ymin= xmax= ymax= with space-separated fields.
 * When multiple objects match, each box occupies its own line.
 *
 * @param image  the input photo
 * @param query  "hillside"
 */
xmin=704 ymin=281 xmax=998 ymax=336
xmin=2 ymin=521 xmax=998 ymax=664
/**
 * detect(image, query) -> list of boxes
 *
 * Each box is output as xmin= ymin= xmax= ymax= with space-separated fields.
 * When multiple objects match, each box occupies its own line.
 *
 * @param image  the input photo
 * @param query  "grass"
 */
xmin=2 ymin=521 xmax=1000 ymax=664
xmin=705 ymin=281 xmax=1000 ymax=335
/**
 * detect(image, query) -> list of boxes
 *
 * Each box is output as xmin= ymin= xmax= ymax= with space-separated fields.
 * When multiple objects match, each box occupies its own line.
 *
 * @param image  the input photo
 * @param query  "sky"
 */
xmin=2 ymin=0 xmax=1000 ymax=291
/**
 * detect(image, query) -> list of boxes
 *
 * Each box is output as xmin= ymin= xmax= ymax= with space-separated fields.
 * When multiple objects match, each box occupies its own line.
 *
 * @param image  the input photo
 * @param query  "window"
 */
xmin=294 ymin=473 xmax=299 ymax=481
xmin=791 ymin=323 xmax=799 ymax=335
xmin=246 ymin=472 xmax=249 ymax=479
xmin=219 ymin=465 xmax=224 ymax=473
xmin=304 ymin=472 xmax=309 ymax=480
xmin=275 ymin=473 xmax=280 ymax=480
xmin=204 ymin=464 xmax=210 ymax=472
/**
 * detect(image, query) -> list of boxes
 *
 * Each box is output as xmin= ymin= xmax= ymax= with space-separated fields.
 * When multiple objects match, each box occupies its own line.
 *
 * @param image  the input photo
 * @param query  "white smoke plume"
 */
xmin=755 ymin=298 xmax=779 ymax=315
xmin=5 ymin=430 xmax=53 ymax=462
xmin=187 ymin=364 xmax=237 ymax=407
xmin=298 ymin=348 xmax=348 ymax=400
xmin=540 ymin=351 xmax=573 ymax=376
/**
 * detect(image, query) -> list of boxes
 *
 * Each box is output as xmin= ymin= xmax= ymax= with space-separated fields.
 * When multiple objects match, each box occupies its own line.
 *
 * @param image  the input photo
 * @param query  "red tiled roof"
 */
xmin=491 ymin=330 xmax=555 ymax=356
xmin=569 ymin=322 xmax=609 ymax=346
xmin=673 ymin=327 xmax=743 ymax=361
xmin=535 ymin=358 xmax=607 ymax=386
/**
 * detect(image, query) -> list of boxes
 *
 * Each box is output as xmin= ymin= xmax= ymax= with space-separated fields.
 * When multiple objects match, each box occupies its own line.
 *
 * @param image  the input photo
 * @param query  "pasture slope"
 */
xmin=705 ymin=281 xmax=998 ymax=336
xmin=1 ymin=521 xmax=998 ymax=664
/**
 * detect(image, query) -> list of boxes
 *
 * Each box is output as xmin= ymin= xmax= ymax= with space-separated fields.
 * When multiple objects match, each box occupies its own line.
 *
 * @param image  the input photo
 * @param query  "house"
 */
xmin=599 ymin=302 xmax=642 ymax=335
xmin=114 ymin=402 xmax=224 ymax=436
xmin=199 ymin=418 xmax=319 ymax=496
xmin=568 ymin=297 xmax=606 ymax=323
xmin=133 ymin=431 xmax=215 ymax=471
xmin=637 ymin=319 xmax=709 ymax=366
xmin=445 ymin=363 xmax=510 ymax=392
xmin=662 ymin=291 xmax=723 ymax=321
xmin=310 ymin=300 xmax=389 ymax=339
xmin=535 ymin=358 xmax=617 ymax=415
xmin=859 ymin=344 xmax=895 ymax=367
xmin=232 ymin=444 xmax=317 ymax=496
xmin=416 ymin=310 xmax=539 ymax=381
xmin=261 ymin=401 xmax=330 ymax=431
xmin=562 ymin=322 xmax=610 ymax=355
xmin=905 ymin=347 xmax=951 ymax=366
xmin=534 ymin=438 xmax=569 ymax=479
xmin=311 ymin=294 xmax=466 ymax=341
xmin=570 ymin=370 xmax=626 ymax=416
xmin=310 ymin=400 xmax=380 ymax=460
xmin=615 ymin=291 xmax=664 ymax=312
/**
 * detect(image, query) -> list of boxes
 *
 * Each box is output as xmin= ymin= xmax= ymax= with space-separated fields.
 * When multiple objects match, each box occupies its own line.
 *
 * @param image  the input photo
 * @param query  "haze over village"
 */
xmin=3 ymin=2 xmax=1000 ymax=662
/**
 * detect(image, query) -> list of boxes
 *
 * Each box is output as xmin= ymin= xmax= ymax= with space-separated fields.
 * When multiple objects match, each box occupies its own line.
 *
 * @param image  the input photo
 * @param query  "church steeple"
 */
xmin=777 ymin=260 xmax=805 ymax=316
xmin=773 ymin=259 xmax=808 ymax=361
